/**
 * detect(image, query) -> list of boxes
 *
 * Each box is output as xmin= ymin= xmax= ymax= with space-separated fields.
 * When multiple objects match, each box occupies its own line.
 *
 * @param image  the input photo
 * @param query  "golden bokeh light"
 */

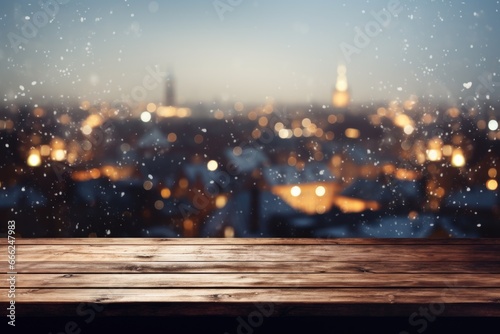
xmin=27 ymin=149 xmax=42 ymax=167
xmin=215 ymin=195 xmax=228 ymax=209
xmin=451 ymin=149 xmax=466 ymax=167
xmin=345 ymin=128 xmax=360 ymax=139
xmin=486 ymin=179 xmax=498 ymax=191
xmin=207 ymin=160 xmax=218 ymax=171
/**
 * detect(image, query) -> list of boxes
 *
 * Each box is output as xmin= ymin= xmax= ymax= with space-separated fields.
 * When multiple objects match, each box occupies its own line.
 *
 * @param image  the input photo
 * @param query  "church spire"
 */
xmin=165 ymin=70 xmax=176 ymax=107
xmin=332 ymin=64 xmax=350 ymax=108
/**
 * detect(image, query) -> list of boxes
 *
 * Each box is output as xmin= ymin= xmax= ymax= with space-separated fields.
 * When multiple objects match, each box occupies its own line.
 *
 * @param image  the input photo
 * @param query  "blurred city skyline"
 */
xmin=1 ymin=0 xmax=500 ymax=105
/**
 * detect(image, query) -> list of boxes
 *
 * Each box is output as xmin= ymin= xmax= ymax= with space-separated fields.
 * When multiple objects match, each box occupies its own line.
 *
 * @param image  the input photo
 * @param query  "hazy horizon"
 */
xmin=1 ymin=0 xmax=500 ymax=106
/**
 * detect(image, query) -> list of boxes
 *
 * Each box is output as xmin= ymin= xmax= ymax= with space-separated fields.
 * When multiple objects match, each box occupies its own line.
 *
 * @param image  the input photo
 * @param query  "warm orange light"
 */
xmin=143 ymin=180 xmax=153 ymax=190
xmin=157 ymin=106 xmax=177 ymax=118
xmin=332 ymin=91 xmax=350 ymax=108
xmin=224 ymin=226 xmax=235 ymax=238
xmin=161 ymin=188 xmax=171 ymax=199
xmin=184 ymin=219 xmax=194 ymax=232
xmin=435 ymin=187 xmax=446 ymax=198
xmin=345 ymin=128 xmax=360 ymax=139
xmin=99 ymin=165 xmax=133 ymax=181
xmin=426 ymin=149 xmax=441 ymax=162
xmin=477 ymin=120 xmax=486 ymax=130
xmin=247 ymin=111 xmax=257 ymax=121
xmin=83 ymin=113 xmax=104 ymax=128
xmin=179 ymin=178 xmax=188 ymax=189
xmin=194 ymin=134 xmax=204 ymax=144
xmin=334 ymin=197 xmax=380 ymax=213
xmin=442 ymin=145 xmax=453 ymax=156
xmin=32 ymin=107 xmax=45 ymax=117
xmin=89 ymin=168 xmax=101 ymax=179
xmin=315 ymin=186 xmax=326 ymax=197
xmin=271 ymin=183 xmax=341 ymax=215
xmin=447 ymin=108 xmax=460 ymax=118
xmin=293 ymin=128 xmax=303 ymax=137
xmin=328 ymin=115 xmax=338 ymax=124
xmin=290 ymin=186 xmax=301 ymax=197
xmin=215 ymin=195 xmax=228 ymax=209
xmin=251 ymin=128 xmax=261 ymax=139
xmin=51 ymin=149 xmax=67 ymax=161
xmin=451 ymin=149 xmax=466 ymax=167
xmin=167 ymin=133 xmax=177 ymax=142
xmin=234 ymin=102 xmax=244 ymax=112
xmin=146 ymin=103 xmax=157 ymax=112
xmin=258 ymin=116 xmax=268 ymax=127
xmin=382 ymin=164 xmax=396 ymax=175
xmin=274 ymin=122 xmax=285 ymax=131
xmin=80 ymin=100 xmax=91 ymax=111
xmin=488 ymin=168 xmax=497 ymax=178
xmin=394 ymin=114 xmax=414 ymax=128
xmin=486 ymin=179 xmax=498 ymax=191
xmin=395 ymin=168 xmax=419 ymax=181
xmin=177 ymin=108 xmax=191 ymax=118
xmin=332 ymin=65 xmax=350 ymax=108
xmin=214 ymin=109 xmax=224 ymax=119
xmin=40 ymin=145 xmax=51 ymax=156
xmin=27 ymin=149 xmax=41 ymax=167
xmin=279 ymin=129 xmax=293 ymax=139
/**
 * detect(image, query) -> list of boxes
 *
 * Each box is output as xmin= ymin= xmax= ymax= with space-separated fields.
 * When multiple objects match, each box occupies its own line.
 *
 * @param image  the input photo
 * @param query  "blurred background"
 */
xmin=0 ymin=0 xmax=499 ymax=238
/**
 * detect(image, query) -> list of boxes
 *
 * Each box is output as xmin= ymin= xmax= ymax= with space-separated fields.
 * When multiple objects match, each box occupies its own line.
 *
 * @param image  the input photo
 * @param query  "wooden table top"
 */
xmin=1 ymin=238 xmax=500 ymax=317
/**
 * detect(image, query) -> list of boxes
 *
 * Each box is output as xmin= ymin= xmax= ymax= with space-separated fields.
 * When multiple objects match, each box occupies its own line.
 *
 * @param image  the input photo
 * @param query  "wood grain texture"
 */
xmin=4 ymin=261 xmax=500 ymax=274
xmin=1 ymin=238 xmax=499 ymax=317
xmin=8 ymin=244 xmax=500 ymax=262
xmin=3 ymin=238 xmax=500 ymax=245
xmin=5 ymin=288 xmax=500 ymax=304
xmin=4 ymin=273 xmax=500 ymax=288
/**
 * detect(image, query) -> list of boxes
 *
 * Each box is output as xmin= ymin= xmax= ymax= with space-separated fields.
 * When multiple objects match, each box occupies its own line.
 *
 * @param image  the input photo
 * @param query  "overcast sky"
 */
xmin=1 ymin=0 xmax=500 ymax=105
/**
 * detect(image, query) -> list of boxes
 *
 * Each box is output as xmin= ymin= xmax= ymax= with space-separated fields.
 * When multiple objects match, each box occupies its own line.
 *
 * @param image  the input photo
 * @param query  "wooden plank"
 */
xmin=3 ymin=238 xmax=500 ymax=245
xmin=11 ymin=244 xmax=500 ymax=262
xmin=2 ymin=238 xmax=498 ymax=318
xmin=4 ymin=288 xmax=500 ymax=304
xmin=6 ymin=273 xmax=500 ymax=288
xmin=6 ymin=302 xmax=500 ymax=317
xmin=6 ymin=261 xmax=500 ymax=274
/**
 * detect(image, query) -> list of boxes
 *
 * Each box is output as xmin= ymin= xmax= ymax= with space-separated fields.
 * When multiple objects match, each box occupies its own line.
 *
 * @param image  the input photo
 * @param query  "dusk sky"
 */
xmin=1 ymin=0 xmax=500 ymax=105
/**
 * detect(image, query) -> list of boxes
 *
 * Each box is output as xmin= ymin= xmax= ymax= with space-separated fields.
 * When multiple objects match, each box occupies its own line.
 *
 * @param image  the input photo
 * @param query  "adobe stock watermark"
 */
xmin=213 ymin=0 xmax=245 ymax=21
xmin=399 ymin=280 xmax=462 ymax=334
xmin=47 ymin=302 xmax=104 ymax=334
xmin=7 ymin=0 xmax=71 ymax=53
xmin=223 ymin=302 xmax=275 ymax=334
xmin=118 ymin=66 xmax=166 ymax=107
xmin=340 ymin=0 xmax=403 ymax=63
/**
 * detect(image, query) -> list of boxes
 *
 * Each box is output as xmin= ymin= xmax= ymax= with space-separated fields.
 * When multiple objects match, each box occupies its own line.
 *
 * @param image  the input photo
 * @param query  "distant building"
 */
xmin=165 ymin=71 xmax=176 ymax=107
xmin=262 ymin=163 xmax=341 ymax=215
xmin=332 ymin=65 xmax=350 ymax=108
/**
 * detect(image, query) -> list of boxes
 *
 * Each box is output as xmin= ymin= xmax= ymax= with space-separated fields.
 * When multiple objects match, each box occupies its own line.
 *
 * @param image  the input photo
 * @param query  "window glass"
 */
xmin=0 ymin=0 xmax=499 ymax=238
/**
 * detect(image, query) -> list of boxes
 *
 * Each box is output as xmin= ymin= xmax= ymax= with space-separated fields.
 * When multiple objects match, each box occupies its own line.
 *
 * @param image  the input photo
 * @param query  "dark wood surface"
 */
xmin=1 ymin=238 xmax=499 ymax=317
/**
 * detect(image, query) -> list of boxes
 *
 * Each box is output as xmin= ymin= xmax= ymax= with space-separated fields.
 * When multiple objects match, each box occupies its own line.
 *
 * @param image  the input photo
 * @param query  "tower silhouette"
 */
xmin=165 ymin=71 xmax=176 ymax=107
xmin=332 ymin=65 xmax=350 ymax=108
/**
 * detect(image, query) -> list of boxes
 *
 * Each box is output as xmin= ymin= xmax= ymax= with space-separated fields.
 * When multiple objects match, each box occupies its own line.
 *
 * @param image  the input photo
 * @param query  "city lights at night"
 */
xmin=0 ymin=0 xmax=499 ymax=240
xmin=2 ymin=2 xmax=500 ymax=333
